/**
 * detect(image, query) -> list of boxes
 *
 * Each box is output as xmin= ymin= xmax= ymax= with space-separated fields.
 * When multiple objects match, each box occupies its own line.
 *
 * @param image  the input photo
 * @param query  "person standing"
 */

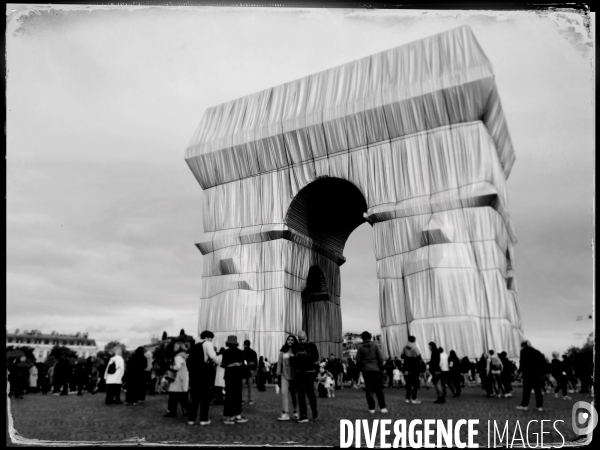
xmin=257 ymin=357 xmax=267 ymax=392
xmin=487 ymin=350 xmax=505 ymax=397
xmin=141 ymin=348 xmax=153 ymax=400
xmin=439 ymin=347 xmax=455 ymax=399
xmin=551 ymin=351 xmax=571 ymax=400
xmin=516 ymin=341 xmax=545 ymax=411
xmin=53 ymin=357 xmax=72 ymax=396
xmin=448 ymin=350 xmax=462 ymax=397
xmin=164 ymin=341 xmax=190 ymax=417
xmin=384 ymin=357 xmax=395 ymax=389
xmin=325 ymin=354 xmax=338 ymax=390
xmin=429 ymin=342 xmax=445 ymax=404
xmin=562 ymin=354 xmax=575 ymax=393
xmin=401 ymin=336 xmax=422 ymax=404
xmin=292 ymin=330 xmax=319 ymax=423
xmin=29 ymin=363 xmax=38 ymax=394
xmin=276 ymin=335 xmax=299 ymax=421
xmin=242 ymin=340 xmax=258 ymax=406
xmin=393 ymin=357 xmax=403 ymax=386
xmin=355 ymin=331 xmax=388 ymax=414
xmin=346 ymin=358 xmax=357 ymax=388
xmin=104 ymin=346 xmax=125 ymax=405
xmin=221 ymin=335 xmax=248 ymax=425
xmin=12 ymin=356 xmax=29 ymax=399
xmin=213 ymin=347 xmax=226 ymax=406
xmin=125 ymin=347 xmax=147 ymax=405
xmin=477 ymin=353 xmax=492 ymax=397
xmin=264 ymin=358 xmax=272 ymax=384
xmin=74 ymin=360 xmax=89 ymax=396
xmin=187 ymin=331 xmax=217 ymax=426
xmin=498 ymin=352 xmax=515 ymax=397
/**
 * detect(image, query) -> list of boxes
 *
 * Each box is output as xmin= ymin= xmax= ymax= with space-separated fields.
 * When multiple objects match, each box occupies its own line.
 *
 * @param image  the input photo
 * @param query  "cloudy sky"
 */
xmin=6 ymin=6 xmax=594 ymax=357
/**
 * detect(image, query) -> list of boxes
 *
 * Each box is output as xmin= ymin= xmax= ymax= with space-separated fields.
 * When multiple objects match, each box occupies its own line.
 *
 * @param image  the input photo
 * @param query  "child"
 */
xmin=325 ymin=372 xmax=335 ymax=398
xmin=392 ymin=367 xmax=401 ymax=388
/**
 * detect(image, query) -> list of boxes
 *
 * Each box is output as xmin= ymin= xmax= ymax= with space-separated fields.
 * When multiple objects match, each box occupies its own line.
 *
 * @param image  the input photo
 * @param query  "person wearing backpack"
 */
xmin=104 ymin=346 xmax=125 ymax=405
xmin=187 ymin=331 xmax=217 ymax=426
xmin=356 ymin=331 xmax=388 ymax=414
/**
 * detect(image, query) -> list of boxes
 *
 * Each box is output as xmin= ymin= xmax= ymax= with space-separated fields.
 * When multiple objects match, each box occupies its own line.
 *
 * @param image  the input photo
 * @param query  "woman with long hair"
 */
xmin=276 ymin=334 xmax=299 ymax=421
xmin=428 ymin=342 xmax=444 ymax=404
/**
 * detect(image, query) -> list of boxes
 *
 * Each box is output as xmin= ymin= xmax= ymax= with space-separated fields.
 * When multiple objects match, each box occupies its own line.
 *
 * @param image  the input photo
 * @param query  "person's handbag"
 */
xmin=107 ymin=361 xmax=116 ymax=375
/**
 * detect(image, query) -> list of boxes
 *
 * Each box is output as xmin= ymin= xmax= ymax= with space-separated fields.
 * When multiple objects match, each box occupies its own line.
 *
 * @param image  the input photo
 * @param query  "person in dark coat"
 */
xmin=221 ymin=335 xmax=248 ymax=425
xmin=551 ymin=351 xmax=571 ymax=400
xmin=291 ymin=330 xmax=320 ymax=423
xmin=356 ymin=331 xmax=387 ymax=414
xmin=562 ymin=354 xmax=575 ymax=393
xmin=53 ymin=357 xmax=72 ymax=396
xmin=242 ymin=340 xmax=258 ymax=405
xmin=11 ymin=356 xmax=30 ymax=399
xmin=125 ymin=347 xmax=148 ymax=405
xmin=346 ymin=358 xmax=357 ymax=388
xmin=498 ymin=352 xmax=515 ymax=397
xmin=257 ymin=357 xmax=267 ymax=392
xmin=460 ymin=356 xmax=472 ymax=387
xmin=187 ymin=330 xmax=217 ymax=426
xmin=401 ymin=336 xmax=422 ymax=404
xmin=74 ymin=360 xmax=89 ymax=396
xmin=516 ymin=341 xmax=546 ymax=411
xmin=448 ymin=350 xmax=462 ymax=397
xmin=428 ymin=342 xmax=444 ymax=404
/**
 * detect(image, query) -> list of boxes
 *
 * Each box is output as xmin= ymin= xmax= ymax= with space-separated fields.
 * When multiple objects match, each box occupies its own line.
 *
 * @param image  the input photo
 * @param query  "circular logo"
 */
xmin=572 ymin=401 xmax=598 ymax=436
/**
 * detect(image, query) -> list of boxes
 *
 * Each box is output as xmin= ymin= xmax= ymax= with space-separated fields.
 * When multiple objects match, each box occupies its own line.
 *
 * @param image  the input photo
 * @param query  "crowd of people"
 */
xmin=7 ymin=331 xmax=594 ymax=425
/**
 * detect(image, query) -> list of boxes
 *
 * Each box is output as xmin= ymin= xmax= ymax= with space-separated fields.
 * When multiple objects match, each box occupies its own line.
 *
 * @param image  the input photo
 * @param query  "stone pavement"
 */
xmin=7 ymin=384 xmax=591 ymax=446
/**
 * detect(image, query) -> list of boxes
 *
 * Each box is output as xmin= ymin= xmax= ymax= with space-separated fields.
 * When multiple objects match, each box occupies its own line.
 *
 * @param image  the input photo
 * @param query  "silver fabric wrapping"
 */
xmin=187 ymin=25 xmax=523 ymax=360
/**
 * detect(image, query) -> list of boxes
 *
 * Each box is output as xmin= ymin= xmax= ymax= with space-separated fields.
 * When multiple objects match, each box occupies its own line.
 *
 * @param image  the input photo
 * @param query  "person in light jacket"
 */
xmin=29 ymin=363 xmax=39 ymax=393
xmin=213 ymin=347 xmax=225 ymax=405
xmin=104 ymin=346 xmax=125 ymax=405
xmin=164 ymin=341 xmax=190 ymax=417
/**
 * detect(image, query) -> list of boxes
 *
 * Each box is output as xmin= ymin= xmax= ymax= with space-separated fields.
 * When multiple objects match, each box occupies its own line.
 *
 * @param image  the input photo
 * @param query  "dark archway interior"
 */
xmin=285 ymin=178 xmax=368 ymax=255
xmin=301 ymin=266 xmax=330 ymax=304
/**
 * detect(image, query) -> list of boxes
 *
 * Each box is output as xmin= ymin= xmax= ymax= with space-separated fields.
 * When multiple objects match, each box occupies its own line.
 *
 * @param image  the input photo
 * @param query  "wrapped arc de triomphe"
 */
xmin=185 ymin=25 xmax=525 ymax=361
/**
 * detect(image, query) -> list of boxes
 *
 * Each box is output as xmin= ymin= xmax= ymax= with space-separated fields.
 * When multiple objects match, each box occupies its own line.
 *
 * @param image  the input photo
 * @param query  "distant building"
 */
xmin=5 ymin=329 xmax=98 ymax=360
xmin=342 ymin=332 xmax=383 ymax=360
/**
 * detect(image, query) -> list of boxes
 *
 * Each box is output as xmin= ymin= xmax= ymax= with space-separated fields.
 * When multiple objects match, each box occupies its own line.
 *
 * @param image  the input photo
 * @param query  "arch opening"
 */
xmin=287 ymin=178 xmax=369 ymax=358
xmin=285 ymin=178 xmax=368 ymax=255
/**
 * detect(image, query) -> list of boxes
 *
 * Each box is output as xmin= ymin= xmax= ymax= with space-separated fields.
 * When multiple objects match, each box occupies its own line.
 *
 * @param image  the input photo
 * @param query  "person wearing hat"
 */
xmin=291 ymin=330 xmax=320 ymax=423
xmin=220 ymin=335 xmax=248 ymax=425
xmin=355 ymin=331 xmax=388 ymax=414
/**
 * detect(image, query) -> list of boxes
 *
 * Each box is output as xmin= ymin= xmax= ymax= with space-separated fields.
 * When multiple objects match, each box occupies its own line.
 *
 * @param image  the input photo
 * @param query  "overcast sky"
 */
xmin=6 ymin=6 xmax=594 ymax=357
